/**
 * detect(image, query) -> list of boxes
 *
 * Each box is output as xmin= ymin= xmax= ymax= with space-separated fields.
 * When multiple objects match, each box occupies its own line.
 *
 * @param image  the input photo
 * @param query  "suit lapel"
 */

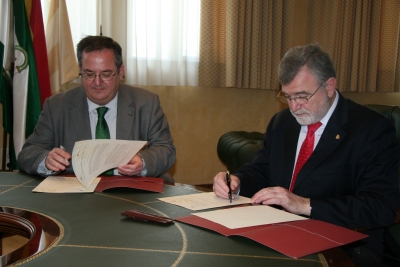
xmin=70 ymin=88 xmax=91 ymax=140
xmin=293 ymin=93 xmax=348 ymax=189
xmin=116 ymin=86 xmax=135 ymax=140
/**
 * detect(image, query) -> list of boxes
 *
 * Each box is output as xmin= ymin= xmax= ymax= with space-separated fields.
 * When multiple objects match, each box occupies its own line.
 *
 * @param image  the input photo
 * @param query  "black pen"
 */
xmin=226 ymin=171 xmax=232 ymax=203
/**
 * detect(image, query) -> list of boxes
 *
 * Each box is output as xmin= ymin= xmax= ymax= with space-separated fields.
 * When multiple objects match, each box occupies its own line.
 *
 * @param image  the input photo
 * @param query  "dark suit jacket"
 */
xmin=236 ymin=92 xmax=400 ymax=255
xmin=17 ymin=84 xmax=176 ymax=177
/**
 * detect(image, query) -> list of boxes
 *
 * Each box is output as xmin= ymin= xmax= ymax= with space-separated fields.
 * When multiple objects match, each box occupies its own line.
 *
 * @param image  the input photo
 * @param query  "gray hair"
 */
xmin=278 ymin=43 xmax=336 ymax=86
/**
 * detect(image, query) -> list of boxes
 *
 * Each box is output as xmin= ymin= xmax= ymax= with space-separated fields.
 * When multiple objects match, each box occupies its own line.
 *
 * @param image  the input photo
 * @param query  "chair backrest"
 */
xmin=364 ymin=105 xmax=400 ymax=144
xmin=364 ymin=104 xmax=400 ymax=207
xmin=365 ymin=105 xmax=400 ymax=266
xmin=217 ymin=131 xmax=264 ymax=173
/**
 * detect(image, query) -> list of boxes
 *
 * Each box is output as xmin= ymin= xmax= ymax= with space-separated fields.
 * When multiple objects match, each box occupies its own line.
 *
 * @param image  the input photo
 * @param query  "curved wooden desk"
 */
xmin=0 ymin=172 xmax=353 ymax=267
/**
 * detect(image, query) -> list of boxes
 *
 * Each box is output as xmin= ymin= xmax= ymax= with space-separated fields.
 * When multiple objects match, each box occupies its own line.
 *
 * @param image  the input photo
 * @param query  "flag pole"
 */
xmin=2 ymin=129 xmax=6 ymax=170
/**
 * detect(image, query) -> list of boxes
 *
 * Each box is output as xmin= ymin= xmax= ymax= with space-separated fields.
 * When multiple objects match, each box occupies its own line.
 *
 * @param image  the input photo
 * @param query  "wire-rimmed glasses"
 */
xmin=79 ymin=70 xmax=118 ymax=81
xmin=277 ymin=83 xmax=324 ymax=105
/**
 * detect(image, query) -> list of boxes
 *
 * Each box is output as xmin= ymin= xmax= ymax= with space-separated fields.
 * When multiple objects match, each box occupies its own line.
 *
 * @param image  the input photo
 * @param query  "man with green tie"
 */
xmin=17 ymin=36 xmax=176 ymax=182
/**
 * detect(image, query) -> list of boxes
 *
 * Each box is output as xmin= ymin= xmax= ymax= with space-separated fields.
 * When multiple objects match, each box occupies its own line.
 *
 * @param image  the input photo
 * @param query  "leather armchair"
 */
xmin=217 ymin=104 xmax=400 ymax=265
xmin=366 ymin=105 xmax=400 ymax=266
xmin=217 ymin=131 xmax=264 ymax=173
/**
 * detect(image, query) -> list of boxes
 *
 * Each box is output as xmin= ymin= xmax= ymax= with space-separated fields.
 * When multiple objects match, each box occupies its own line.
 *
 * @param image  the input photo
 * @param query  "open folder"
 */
xmin=95 ymin=176 xmax=164 ymax=193
xmin=122 ymin=205 xmax=367 ymax=258
xmin=175 ymin=206 xmax=367 ymax=259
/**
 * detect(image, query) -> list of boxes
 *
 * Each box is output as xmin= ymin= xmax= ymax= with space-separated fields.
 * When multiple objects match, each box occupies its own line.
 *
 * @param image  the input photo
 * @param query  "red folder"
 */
xmin=176 ymin=215 xmax=367 ymax=258
xmin=95 ymin=176 xmax=164 ymax=193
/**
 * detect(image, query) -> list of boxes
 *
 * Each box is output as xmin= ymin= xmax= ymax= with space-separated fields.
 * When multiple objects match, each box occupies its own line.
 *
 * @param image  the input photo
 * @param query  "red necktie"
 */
xmin=289 ymin=122 xmax=322 ymax=192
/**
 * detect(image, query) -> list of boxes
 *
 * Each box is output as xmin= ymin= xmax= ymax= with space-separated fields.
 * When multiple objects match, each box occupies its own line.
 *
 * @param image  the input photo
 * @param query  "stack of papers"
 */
xmin=33 ymin=176 xmax=101 ymax=193
xmin=72 ymin=139 xmax=147 ymax=188
xmin=33 ymin=139 xmax=147 ymax=193
xmin=158 ymin=192 xmax=251 ymax=210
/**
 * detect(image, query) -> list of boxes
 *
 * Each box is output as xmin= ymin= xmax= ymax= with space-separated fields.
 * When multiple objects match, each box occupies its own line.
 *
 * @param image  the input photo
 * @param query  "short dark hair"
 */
xmin=278 ymin=43 xmax=336 ymax=86
xmin=76 ymin=35 xmax=123 ymax=70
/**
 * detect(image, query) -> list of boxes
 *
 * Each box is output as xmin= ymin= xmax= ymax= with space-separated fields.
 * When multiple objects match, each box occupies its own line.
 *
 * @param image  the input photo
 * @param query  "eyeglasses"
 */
xmin=79 ymin=70 xmax=118 ymax=81
xmin=277 ymin=83 xmax=324 ymax=105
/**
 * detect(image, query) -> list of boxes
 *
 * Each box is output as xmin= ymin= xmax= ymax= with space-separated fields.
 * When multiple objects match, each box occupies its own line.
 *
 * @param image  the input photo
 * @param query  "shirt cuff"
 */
xmin=37 ymin=157 xmax=59 ymax=176
xmin=138 ymin=153 xmax=147 ymax=176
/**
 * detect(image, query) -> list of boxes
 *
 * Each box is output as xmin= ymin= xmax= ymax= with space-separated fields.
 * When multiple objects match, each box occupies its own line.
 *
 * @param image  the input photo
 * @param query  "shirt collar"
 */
xmin=319 ymin=90 xmax=339 ymax=126
xmin=87 ymin=93 xmax=118 ymax=113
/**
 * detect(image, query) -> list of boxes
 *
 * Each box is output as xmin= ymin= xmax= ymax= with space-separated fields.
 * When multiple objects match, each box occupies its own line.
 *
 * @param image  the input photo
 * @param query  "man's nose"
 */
xmin=94 ymin=75 xmax=102 ymax=85
xmin=288 ymin=99 xmax=302 ymax=112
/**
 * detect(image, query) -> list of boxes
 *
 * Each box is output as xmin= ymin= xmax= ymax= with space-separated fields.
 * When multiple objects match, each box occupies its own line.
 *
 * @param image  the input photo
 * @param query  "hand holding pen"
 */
xmin=226 ymin=171 xmax=232 ymax=203
xmin=45 ymin=145 xmax=71 ymax=172
xmin=59 ymin=146 xmax=69 ymax=164
xmin=212 ymin=171 xmax=240 ymax=200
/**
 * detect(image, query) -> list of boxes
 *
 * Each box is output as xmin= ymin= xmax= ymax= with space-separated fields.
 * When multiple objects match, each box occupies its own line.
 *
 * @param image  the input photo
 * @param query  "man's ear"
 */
xmin=119 ymin=64 xmax=125 ymax=80
xmin=325 ymin=77 xmax=337 ymax=97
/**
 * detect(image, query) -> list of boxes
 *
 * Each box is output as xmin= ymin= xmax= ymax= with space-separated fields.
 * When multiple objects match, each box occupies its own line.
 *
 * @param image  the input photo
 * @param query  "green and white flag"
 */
xmin=0 ymin=0 xmax=16 ymax=169
xmin=13 ymin=0 xmax=41 ymax=157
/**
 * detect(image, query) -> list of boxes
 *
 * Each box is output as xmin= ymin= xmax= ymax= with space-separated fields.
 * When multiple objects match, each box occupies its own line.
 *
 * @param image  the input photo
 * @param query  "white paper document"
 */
xmin=192 ymin=205 xmax=308 ymax=229
xmin=158 ymin=192 xmax=252 ymax=211
xmin=33 ymin=176 xmax=101 ymax=193
xmin=72 ymin=139 xmax=147 ymax=188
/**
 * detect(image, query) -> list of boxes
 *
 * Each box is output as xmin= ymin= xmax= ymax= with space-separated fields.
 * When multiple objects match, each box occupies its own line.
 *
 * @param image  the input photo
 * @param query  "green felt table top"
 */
xmin=0 ymin=172 xmax=334 ymax=267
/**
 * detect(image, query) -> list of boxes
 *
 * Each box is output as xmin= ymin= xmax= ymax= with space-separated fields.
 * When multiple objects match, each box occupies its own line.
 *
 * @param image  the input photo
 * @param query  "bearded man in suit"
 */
xmin=213 ymin=44 xmax=399 ymax=267
xmin=18 ymin=35 xmax=175 ymax=182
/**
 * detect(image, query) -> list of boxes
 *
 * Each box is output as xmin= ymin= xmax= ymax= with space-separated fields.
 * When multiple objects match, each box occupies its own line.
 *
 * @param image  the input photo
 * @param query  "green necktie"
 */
xmin=96 ymin=107 xmax=110 ymax=139
xmin=96 ymin=107 xmax=113 ymax=175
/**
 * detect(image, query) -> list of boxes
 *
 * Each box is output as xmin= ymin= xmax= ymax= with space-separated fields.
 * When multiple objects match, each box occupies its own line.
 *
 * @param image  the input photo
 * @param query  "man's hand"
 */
xmin=45 ymin=147 xmax=71 ymax=172
xmin=213 ymin=172 xmax=240 ymax=200
xmin=251 ymin=186 xmax=311 ymax=216
xmin=118 ymin=154 xmax=143 ymax=176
